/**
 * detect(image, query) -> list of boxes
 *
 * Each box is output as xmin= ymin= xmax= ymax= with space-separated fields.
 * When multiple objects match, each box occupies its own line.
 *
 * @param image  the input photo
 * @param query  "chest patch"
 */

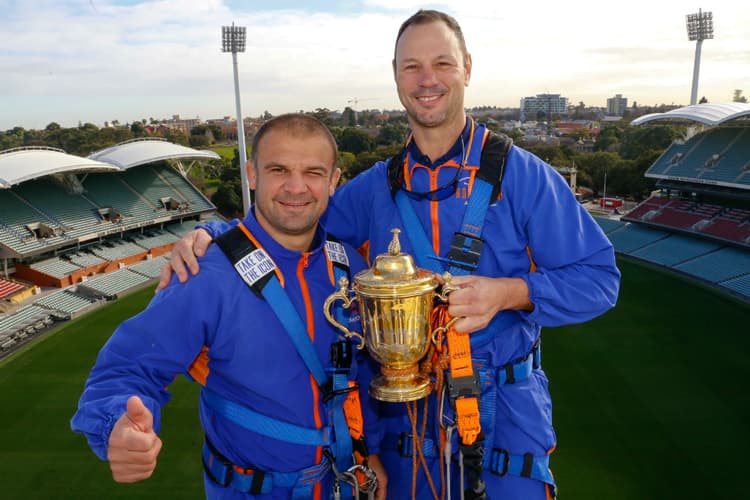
xmin=325 ymin=240 xmax=349 ymax=267
xmin=234 ymin=247 xmax=276 ymax=287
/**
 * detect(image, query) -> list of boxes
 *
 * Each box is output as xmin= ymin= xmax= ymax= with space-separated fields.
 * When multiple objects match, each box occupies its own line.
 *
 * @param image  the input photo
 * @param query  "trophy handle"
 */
xmin=324 ymin=276 xmax=366 ymax=350
xmin=435 ymin=272 xmax=460 ymax=302
xmin=432 ymin=272 xmax=461 ymax=344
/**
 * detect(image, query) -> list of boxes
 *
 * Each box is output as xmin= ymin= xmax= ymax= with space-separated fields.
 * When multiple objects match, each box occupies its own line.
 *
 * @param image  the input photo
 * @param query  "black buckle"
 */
xmin=445 ymin=370 xmax=481 ymax=401
xmin=322 ymin=381 xmax=359 ymax=404
xmin=352 ymin=436 xmax=369 ymax=458
xmin=203 ymin=438 xmax=234 ymax=486
xmin=446 ymin=232 xmax=484 ymax=272
xmin=490 ymin=448 xmax=510 ymax=477
xmin=330 ymin=339 xmax=353 ymax=371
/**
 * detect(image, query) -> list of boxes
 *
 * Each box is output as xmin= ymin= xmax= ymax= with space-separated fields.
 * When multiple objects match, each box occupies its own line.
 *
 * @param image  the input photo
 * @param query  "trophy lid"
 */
xmin=353 ymin=229 xmax=436 ymax=296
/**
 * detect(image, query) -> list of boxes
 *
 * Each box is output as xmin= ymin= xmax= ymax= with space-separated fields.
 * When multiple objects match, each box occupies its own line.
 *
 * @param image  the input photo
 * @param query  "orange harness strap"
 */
xmin=445 ymin=315 xmax=482 ymax=446
xmin=342 ymin=380 xmax=373 ymax=491
xmin=342 ymin=381 xmax=367 ymax=462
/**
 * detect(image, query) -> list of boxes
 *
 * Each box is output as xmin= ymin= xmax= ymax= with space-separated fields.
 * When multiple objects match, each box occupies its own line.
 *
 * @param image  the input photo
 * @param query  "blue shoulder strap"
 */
xmin=393 ymin=126 xmax=516 ymax=348
xmin=214 ymin=224 xmax=354 ymax=471
xmin=393 ymin=125 xmax=511 ymax=278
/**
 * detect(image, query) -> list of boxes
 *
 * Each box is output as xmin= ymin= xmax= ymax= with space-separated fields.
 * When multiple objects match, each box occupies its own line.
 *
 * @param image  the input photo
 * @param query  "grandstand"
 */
xmin=625 ymin=103 xmax=750 ymax=249
xmin=0 ymin=139 xmax=222 ymax=356
xmin=597 ymin=101 xmax=750 ymax=303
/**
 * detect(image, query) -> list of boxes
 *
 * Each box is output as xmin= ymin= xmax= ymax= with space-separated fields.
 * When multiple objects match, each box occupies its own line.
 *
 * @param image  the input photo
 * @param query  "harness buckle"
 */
xmin=490 ymin=448 xmax=510 ymax=477
xmin=325 ymin=449 xmax=378 ymax=500
xmin=322 ymin=381 xmax=359 ymax=404
xmin=331 ymin=339 xmax=353 ymax=372
xmin=445 ymin=370 xmax=481 ymax=400
xmin=446 ymin=231 xmax=484 ymax=272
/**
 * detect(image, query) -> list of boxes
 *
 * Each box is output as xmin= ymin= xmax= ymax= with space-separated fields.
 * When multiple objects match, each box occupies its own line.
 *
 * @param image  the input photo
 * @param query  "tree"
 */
xmin=130 ymin=121 xmax=145 ymax=136
xmin=733 ymin=89 xmax=747 ymax=103
xmin=342 ymin=107 xmax=356 ymax=127
xmin=189 ymin=134 xmax=210 ymax=148
xmin=311 ymin=108 xmax=335 ymax=127
xmin=376 ymin=122 xmax=408 ymax=146
xmin=620 ymin=125 xmax=683 ymax=160
xmin=211 ymin=179 xmax=243 ymax=219
xmin=337 ymin=127 xmax=374 ymax=155
xmin=594 ymin=125 xmax=623 ymax=153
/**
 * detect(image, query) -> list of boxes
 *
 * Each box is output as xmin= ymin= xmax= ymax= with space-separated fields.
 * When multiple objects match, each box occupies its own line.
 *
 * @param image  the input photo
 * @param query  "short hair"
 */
xmin=251 ymin=113 xmax=338 ymax=168
xmin=393 ymin=9 xmax=468 ymax=64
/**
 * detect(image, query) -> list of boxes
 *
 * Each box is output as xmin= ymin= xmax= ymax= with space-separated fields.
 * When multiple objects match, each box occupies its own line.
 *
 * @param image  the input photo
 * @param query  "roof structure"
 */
xmin=88 ymin=138 xmax=220 ymax=169
xmin=0 ymin=147 xmax=119 ymax=189
xmin=631 ymin=102 xmax=750 ymax=127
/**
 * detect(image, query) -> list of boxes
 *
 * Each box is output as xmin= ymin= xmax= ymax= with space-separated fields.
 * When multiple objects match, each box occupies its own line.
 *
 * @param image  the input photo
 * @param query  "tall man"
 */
xmin=72 ymin=114 xmax=386 ymax=499
xmin=163 ymin=10 xmax=620 ymax=499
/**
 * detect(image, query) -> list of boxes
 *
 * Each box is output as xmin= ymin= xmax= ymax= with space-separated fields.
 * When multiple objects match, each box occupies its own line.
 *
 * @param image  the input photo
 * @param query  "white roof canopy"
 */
xmin=0 ymin=139 xmax=222 ymax=188
xmin=88 ymin=138 xmax=220 ymax=169
xmin=631 ymin=102 xmax=750 ymax=127
xmin=0 ymin=147 xmax=119 ymax=188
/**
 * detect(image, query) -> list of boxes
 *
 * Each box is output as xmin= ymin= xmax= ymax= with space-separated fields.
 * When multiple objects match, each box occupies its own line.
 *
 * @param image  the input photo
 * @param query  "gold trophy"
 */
xmin=324 ymin=229 xmax=457 ymax=402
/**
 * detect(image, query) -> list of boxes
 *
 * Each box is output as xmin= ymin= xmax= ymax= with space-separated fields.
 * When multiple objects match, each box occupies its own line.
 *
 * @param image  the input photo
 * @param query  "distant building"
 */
xmin=520 ymin=94 xmax=569 ymax=121
xmin=169 ymin=114 xmax=202 ymax=135
xmin=607 ymin=94 xmax=628 ymax=116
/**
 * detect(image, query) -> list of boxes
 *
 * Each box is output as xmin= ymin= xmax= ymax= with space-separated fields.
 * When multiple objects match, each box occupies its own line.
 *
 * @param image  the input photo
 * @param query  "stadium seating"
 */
xmin=30 ymin=257 xmax=82 ymax=279
xmin=624 ymin=198 xmax=750 ymax=247
xmin=129 ymin=255 xmax=170 ymax=279
xmin=675 ymin=247 xmax=750 ymax=283
xmin=77 ymin=268 xmax=151 ymax=299
xmin=0 ymin=304 xmax=55 ymax=350
xmin=646 ymin=128 xmax=750 ymax=188
xmin=630 ymin=234 xmax=722 ymax=267
xmin=602 ymin=222 xmax=670 ymax=253
xmin=593 ymin=217 xmax=625 ymax=234
xmin=34 ymin=289 xmax=99 ymax=317
xmin=0 ymin=278 xmax=25 ymax=299
xmin=720 ymin=274 xmax=750 ymax=297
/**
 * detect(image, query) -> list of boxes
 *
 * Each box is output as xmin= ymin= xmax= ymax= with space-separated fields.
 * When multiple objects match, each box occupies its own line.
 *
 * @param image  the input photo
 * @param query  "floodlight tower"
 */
xmin=686 ymin=9 xmax=714 ymax=106
xmin=222 ymin=23 xmax=250 ymax=215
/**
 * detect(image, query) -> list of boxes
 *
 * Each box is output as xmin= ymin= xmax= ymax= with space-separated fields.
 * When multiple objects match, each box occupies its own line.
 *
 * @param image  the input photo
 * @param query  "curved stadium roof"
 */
xmin=0 ymin=147 xmax=119 ymax=189
xmin=631 ymin=102 xmax=750 ymax=127
xmin=88 ymin=138 xmax=220 ymax=169
xmin=0 ymin=139 xmax=221 ymax=189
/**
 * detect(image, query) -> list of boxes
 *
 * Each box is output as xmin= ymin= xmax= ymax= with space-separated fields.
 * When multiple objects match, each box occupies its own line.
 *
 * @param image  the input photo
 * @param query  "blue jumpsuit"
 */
xmin=199 ymin=119 xmax=620 ymax=498
xmin=71 ymin=212 xmax=376 ymax=499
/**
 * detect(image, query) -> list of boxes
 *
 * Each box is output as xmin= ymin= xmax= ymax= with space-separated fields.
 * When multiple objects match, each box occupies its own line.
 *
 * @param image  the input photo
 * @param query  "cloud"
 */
xmin=1 ymin=0 xmax=748 ymax=129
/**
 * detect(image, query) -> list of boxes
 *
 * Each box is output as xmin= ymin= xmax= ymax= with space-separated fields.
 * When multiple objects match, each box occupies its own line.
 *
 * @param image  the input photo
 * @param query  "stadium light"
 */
xmin=685 ymin=9 xmax=714 ymax=106
xmin=222 ymin=23 xmax=250 ymax=216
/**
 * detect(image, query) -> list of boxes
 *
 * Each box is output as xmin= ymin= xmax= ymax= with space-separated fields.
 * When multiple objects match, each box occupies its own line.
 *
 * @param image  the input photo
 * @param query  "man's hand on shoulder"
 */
xmin=157 ymin=228 xmax=213 ymax=290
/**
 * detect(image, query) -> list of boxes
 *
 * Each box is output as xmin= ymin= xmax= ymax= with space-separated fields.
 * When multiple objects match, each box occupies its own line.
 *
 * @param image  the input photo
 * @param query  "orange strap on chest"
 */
xmin=445 ymin=318 xmax=482 ymax=446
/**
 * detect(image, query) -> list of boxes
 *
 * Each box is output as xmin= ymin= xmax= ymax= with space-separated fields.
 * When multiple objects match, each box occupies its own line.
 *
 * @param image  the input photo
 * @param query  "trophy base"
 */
xmin=369 ymin=372 xmax=432 ymax=402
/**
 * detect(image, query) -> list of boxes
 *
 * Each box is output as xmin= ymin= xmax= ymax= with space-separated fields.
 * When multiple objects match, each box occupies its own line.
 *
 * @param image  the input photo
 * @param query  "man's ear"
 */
xmin=329 ymin=167 xmax=342 ymax=196
xmin=247 ymin=160 xmax=257 ymax=190
xmin=464 ymin=53 xmax=472 ymax=86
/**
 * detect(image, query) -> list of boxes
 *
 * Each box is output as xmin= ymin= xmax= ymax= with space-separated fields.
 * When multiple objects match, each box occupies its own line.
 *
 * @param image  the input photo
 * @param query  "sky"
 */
xmin=1 ymin=0 xmax=748 ymax=130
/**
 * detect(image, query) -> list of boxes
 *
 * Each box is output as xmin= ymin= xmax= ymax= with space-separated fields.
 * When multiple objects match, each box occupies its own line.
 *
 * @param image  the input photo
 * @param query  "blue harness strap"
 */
xmin=488 ymin=447 xmax=557 ymax=494
xmin=201 ymin=387 xmax=331 ymax=446
xmin=208 ymin=224 xmax=357 ymax=495
xmin=202 ymin=437 xmax=330 ymax=498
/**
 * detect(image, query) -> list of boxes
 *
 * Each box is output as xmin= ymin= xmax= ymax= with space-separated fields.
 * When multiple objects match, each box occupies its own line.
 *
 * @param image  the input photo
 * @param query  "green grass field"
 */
xmin=207 ymin=145 xmax=238 ymax=161
xmin=1 ymin=259 xmax=748 ymax=499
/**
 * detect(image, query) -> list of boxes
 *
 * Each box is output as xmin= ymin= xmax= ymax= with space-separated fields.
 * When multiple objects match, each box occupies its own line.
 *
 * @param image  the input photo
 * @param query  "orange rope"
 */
xmin=401 ymin=304 xmax=455 ymax=500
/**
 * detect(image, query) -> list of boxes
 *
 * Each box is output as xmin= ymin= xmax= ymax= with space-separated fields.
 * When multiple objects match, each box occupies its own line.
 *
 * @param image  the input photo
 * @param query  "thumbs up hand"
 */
xmin=107 ymin=396 xmax=163 ymax=483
